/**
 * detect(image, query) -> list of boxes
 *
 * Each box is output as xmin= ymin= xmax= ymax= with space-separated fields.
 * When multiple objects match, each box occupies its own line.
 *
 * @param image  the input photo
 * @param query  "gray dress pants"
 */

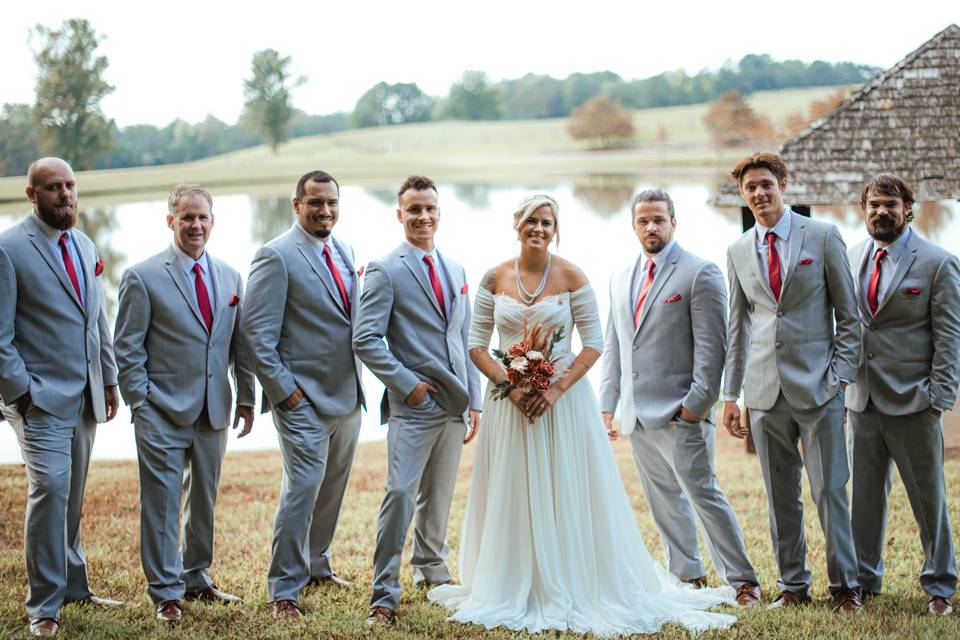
xmin=849 ymin=403 xmax=956 ymax=598
xmin=370 ymin=395 xmax=466 ymax=610
xmin=2 ymin=392 xmax=96 ymax=620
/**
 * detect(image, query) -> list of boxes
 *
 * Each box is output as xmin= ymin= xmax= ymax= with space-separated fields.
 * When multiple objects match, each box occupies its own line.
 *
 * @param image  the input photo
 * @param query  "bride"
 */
xmin=427 ymin=195 xmax=737 ymax=635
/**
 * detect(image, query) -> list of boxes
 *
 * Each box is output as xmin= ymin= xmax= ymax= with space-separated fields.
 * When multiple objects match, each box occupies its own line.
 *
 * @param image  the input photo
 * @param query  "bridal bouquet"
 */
xmin=491 ymin=323 xmax=565 ymax=401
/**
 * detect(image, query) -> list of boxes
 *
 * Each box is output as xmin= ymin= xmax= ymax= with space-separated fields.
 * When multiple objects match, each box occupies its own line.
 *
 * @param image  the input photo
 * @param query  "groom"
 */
xmin=353 ymin=175 xmax=481 ymax=626
xmin=599 ymin=189 xmax=760 ymax=607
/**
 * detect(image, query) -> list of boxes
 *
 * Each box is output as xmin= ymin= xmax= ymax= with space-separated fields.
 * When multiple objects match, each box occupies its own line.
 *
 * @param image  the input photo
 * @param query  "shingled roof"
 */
xmin=712 ymin=24 xmax=960 ymax=207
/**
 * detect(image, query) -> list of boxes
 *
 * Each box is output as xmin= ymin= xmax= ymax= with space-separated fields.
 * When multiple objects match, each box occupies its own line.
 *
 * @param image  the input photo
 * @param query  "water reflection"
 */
xmin=1 ymin=178 xmax=957 ymax=465
xmin=250 ymin=196 xmax=293 ymax=246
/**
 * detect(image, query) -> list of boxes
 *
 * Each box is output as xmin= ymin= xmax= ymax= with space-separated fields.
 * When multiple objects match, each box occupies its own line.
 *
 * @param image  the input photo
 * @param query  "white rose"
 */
xmin=509 ymin=357 xmax=528 ymax=372
xmin=526 ymin=350 xmax=544 ymax=361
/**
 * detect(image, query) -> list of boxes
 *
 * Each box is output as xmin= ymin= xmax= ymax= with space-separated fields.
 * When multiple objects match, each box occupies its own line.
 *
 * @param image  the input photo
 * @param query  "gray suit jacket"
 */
xmin=353 ymin=241 xmax=481 ymax=424
xmin=845 ymin=232 xmax=960 ymax=415
xmin=599 ymin=243 xmax=727 ymax=435
xmin=242 ymin=224 xmax=364 ymax=415
xmin=114 ymin=245 xmax=256 ymax=428
xmin=0 ymin=213 xmax=117 ymax=422
xmin=724 ymin=211 xmax=861 ymax=411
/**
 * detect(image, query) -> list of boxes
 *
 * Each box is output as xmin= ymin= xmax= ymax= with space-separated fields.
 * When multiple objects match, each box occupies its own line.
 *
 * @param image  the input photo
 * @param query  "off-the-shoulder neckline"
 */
xmin=487 ymin=283 xmax=592 ymax=308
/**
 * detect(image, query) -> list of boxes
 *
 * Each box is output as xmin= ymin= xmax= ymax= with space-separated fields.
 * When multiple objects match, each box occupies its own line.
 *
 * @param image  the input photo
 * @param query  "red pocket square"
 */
xmin=799 ymin=257 xmax=813 ymax=266
xmin=662 ymin=294 xmax=682 ymax=303
xmin=461 ymin=283 xmax=469 ymax=294
xmin=229 ymin=294 xmax=240 ymax=307
xmin=904 ymin=287 xmax=923 ymax=296
xmin=95 ymin=259 xmax=104 ymax=276
xmin=357 ymin=265 xmax=365 ymax=277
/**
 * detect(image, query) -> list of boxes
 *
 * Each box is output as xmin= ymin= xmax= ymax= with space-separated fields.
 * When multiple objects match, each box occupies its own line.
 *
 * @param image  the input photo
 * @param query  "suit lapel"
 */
xmin=295 ymin=229 xmax=347 ymax=317
xmin=163 ymin=246 xmax=208 ymax=332
xmin=400 ymin=244 xmax=445 ymax=321
xmin=778 ymin=212 xmax=806 ymax=299
xmin=618 ymin=263 xmax=636 ymax=337
xmin=332 ymin=236 xmax=357 ymax=317
xmin=438 ymin=251 xmax=457 ymax=326
xmin=852 ymin=240 xmax=872 ymax=319
xmin=876 ymin=231 xmax=918 ymax=315
xmin=635 ymin=244 xmax=679 ymax=335
xmin=208 ymin=254 xmax=226 ymax=335
xmin=75 ymin=237 xmax=95 ymax=322
xmin=24 ymin=217 xmax=85 ymax=312
xmin=742 ymin=231 xmax=776 ymax=303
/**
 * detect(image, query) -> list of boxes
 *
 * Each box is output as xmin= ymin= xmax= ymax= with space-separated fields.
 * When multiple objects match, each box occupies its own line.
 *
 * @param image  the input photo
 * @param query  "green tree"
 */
xmin=30 ymin=18 xmax=115 ymax=170
xmin=242 ymin=49 xmax=304 ymax=153
xmin=435 ymin=71 xmax=501 ymax=121
xmin=0 ymin=104 xmax=41 ymax=176
xmin=350 ymin=82 xmax=433 ymax=128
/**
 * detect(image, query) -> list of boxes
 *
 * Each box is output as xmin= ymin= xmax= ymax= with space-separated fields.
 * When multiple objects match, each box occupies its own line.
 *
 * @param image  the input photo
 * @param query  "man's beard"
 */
xmin=314 ymin=227 xmax=331 ymax=239
xmin=868 ymin=215 xmax=906 ymax=243
xmin=36 ymin=202 xmax=76 ymax=230
xmin=643 ymin=237 xmax=666 ymax=254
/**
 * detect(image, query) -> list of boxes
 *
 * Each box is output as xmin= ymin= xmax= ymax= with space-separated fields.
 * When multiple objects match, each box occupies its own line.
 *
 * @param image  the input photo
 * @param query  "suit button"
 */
xmin=632 ymin=345 xmax=639 ymax=352
xmin=776 ymin=311 xmax=783 ymax=318
xmin=867 ymin=353 xmax=874 ymax=360
xmin=775 ymin=342 xmax=783 ymax=349
xmin=208 ymin=374 xmax=213 ymax=378
xmin=632 ymin=372 xmax=638 ymax=379
xmin=869 ymin=325 xmax=876 ymax=331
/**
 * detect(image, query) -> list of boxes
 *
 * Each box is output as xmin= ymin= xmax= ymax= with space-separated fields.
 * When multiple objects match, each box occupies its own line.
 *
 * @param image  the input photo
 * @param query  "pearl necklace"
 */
xmin=515 ymin=253 xmax=551 ymax=305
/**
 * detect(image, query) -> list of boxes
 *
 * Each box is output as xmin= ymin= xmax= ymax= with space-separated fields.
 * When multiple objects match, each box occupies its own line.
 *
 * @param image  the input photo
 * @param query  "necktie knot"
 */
xmin=193 ymin=262 xmax=202 ymax=275
xmin=423 ymin=255 xmax=434 ymax=267
xmin=765 ymin=230 xmax=777 ymax=245
xmin=874 ymin=248 xmax=887 ymax=264
xmin=647 ymin=260 xmax=655 ymax=276
xmin=58 ymin=233 xmax=69 ymax=248
xmin=322 ymin=243 xmax=331 ymax=257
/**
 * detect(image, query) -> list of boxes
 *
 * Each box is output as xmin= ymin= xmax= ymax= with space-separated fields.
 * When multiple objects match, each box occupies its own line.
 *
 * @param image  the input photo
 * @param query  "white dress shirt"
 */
xmin=753 ymin=209 xmax=792 ymax=290
xmin=32 ymin=212 xmax=87 ymax=305
xmin=408 ymin=241 xmax=450 ymax=307
xmin=861 ymin=226 xmax=911 ymax=308
xmin=298 ymin=223 xmax=354 ymax=300
xmin=172 ymin=243 xmax=215 ymax=313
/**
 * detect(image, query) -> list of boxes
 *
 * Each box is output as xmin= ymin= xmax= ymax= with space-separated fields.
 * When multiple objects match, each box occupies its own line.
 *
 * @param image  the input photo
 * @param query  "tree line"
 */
xmin=0 ymin=18 xmax=880 ymax=177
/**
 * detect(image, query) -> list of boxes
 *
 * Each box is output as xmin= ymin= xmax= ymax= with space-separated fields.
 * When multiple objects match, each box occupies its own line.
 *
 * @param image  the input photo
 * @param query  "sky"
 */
xmin=1 ymin=1 xmax=957 ymax=128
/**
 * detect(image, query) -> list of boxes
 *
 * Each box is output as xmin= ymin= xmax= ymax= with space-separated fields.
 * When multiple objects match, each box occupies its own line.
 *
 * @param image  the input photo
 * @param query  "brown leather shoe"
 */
xmin=307 ymin=573 xmax=351 ymax=587
xmin=156 ymin=600 xmax=183 ymax=622
xmin=185 ymin=584 xmax=243 ymax=604
xmin=928 ymin=596 xmax=954 ymax=615
xmin=767 ymin=590 xmax=812 ymax=609
xmin=28 ymin=618 xmax=59 ymax=637
xmin=682 ymin=576 xmax=708 ymax=589
xmin=735 ymin=584 xmax=761 ymax=608
xmin=365 ymin=605 xmax=396 ymax=626
xmin=270 ymin=599 xmax=303 ymax=621
xmin=832 ymin=590 xmax=862 ymax=613
xmin=73 ymin=594 xmax=125 ymax=607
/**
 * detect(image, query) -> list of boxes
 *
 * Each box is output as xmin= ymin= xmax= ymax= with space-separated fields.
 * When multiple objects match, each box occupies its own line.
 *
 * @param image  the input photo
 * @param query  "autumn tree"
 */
xmin=242 ymin=49 xmax=304 ymax=153
xmin=31 ymin=18 xmax=115 ymax=170
xmin=702 ymin=91 xmax=775 ymax=147
xmin=567 ymin=97 xmax=635 ymax=149
xmin=780 ymin=87 xmax=849 ymax=140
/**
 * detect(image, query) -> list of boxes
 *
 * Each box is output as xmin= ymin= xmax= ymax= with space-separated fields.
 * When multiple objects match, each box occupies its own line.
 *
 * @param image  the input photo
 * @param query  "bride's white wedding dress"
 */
xmin=428 ymin=285 xmax=736 ymax=635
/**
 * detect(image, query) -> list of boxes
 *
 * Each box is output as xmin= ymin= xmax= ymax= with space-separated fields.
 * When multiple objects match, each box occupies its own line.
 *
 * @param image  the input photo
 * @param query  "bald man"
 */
xmin=0 ymin=158 xmax=122 ymax=637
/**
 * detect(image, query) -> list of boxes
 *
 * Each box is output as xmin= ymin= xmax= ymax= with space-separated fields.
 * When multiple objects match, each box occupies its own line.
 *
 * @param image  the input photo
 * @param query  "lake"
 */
xmin=1 ymin=175 xmax=957 ymax=464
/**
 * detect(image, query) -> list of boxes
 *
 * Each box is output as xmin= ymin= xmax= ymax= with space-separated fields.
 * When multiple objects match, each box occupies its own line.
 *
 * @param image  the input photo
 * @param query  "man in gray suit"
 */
xmin=599 ymin=189 xmax=760 ymax=607
xmin=0 ymin=157 xmax=121 ymax=637
xmin=113 ymin=184 xmax=256 ymax=622
xmin=242 ymin=170 xmax=365 ymax=620
xmin=354 ymin=175 xmax=481 ymax=626
xmin=722 ymin=152 xmax=862 ymax=612
xmin=845 ymin=174 xmax=959 ymax=615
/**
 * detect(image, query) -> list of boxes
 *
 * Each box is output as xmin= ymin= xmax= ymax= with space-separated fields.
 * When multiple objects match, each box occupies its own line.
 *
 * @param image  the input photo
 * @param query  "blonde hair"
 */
xmin=512 ymin=194 xmax=559 ymax=245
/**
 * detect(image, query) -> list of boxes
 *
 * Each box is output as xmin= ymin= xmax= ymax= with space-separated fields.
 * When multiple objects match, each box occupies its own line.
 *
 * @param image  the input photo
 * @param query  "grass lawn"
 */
xmin=1 ymin=423 xmax=957 ymax=639
xmin=0 ymin=86 xmax=848 ymax=205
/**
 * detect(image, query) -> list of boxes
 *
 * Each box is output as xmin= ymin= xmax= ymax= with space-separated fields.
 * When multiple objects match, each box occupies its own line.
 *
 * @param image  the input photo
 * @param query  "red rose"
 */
xmin=507 ymin=342 xmax=528 ymax=358
xmin=528 ymin=360 xmax=543 ymax=374
xmin=538 ymin=360 xmax=555 ymax=377
xmin=229 ymin=294 xmax=240 ymax=307
xmin=507 ymin=369 xmax=522 ymax=385
xmin=532 ymin=374 xmax=549 ymax=391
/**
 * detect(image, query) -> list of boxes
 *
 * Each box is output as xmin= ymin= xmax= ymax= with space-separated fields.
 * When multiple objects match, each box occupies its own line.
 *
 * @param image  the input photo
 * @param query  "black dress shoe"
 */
xmin=184 ymin=584 xmax=243 ymax=604
xmin=73 ymin=594 xmax=125 ymax=607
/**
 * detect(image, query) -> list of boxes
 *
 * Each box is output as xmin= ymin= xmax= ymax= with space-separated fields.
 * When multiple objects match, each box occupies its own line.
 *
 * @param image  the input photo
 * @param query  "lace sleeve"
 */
xmin=468 ymin=286 xmax=496 ymax=351
xmin=570 ymin=284 xmax=604 ymax=353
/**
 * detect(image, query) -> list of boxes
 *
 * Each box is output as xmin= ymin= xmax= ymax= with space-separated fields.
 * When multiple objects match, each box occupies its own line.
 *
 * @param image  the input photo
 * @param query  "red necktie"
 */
xmin=766 ymin=231 xmax=782 ymax=302
xmin=322 ymin=244 xmax=351 ymax=315
xmin=58 ymin=233 xmax=83 ymax=305
xmin=423 ymin=255 xmax=447 ymax=321
xmin=633 ymin=259 xmax=655 ymax=327
xmin=867 ymin=248 xmax=887 ymax=316
xmin=193 ymin=263 xmax=213 ymax=332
